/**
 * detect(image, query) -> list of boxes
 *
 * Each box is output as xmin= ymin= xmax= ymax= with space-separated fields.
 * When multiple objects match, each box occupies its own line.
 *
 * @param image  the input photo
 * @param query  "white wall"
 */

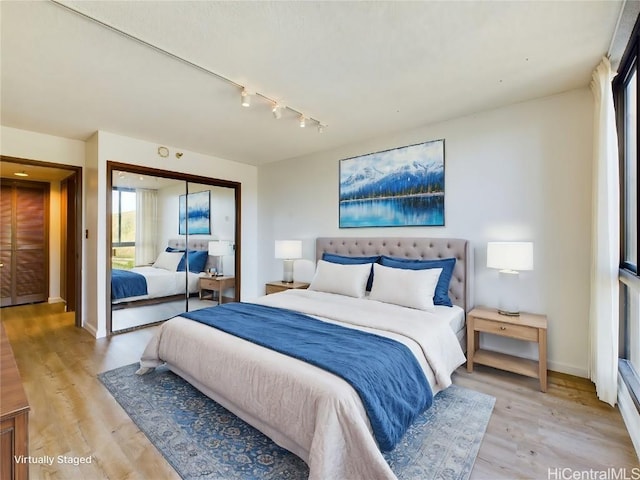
xmin=93 ymin=131 xmax=258 ymax=337
xmin=48 ymin=180 xmax=63 ymax=303
xmin=1 ymin=126 xmax=85 ymax=166
xmin=84 ymin=133 xmax=99 ymax=336
xmin=258 ymin=88 xmax=593 ymax=377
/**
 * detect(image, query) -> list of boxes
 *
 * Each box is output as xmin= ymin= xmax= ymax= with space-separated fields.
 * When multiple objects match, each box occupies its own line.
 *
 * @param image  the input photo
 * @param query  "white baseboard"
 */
xmin=547 ymin=360 xmax=588 ymax=379
xmin=618 ymin=372 xmax=640 ymax=463
xmin=48 ymin=297 xmax=65 ymax=304
xmin=82 ymin=322 xmax=98 ymax=338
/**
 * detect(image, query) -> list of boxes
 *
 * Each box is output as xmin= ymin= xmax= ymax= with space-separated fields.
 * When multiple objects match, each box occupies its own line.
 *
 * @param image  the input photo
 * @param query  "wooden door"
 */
xmin=0 ymin=180 xmax=49 ymax=307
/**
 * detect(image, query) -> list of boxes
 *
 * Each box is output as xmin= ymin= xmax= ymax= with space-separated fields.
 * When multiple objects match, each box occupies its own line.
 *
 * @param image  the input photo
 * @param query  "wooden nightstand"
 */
xmin=467 ymin=306 xmax=548 ymax=392
xmin=265 ymin=281 xmax=310 ymax=295
xmin=199 ymin=276 xmax=235 ymax=304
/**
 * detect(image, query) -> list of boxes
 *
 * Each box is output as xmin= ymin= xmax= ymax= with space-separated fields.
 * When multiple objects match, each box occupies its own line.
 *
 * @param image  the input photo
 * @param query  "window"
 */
xmin=623 ymin=66 xmax=638 ymax=272
xmin=616 ymin=16 xmax=640 ymax=402
xmin=112 ymin=187 xmax=136 ymax=269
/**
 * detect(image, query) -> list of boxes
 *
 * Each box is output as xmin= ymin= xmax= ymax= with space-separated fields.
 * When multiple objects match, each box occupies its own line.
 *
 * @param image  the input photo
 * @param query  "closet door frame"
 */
xmin=106 ymin=161 xmax=242 ymax=336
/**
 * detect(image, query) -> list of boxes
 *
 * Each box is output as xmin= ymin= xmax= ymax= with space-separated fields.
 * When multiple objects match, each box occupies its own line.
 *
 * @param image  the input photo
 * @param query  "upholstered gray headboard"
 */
xmin=316 ymin=237 xmax=473 ymax=312
xmin=167 ymin=238 xmax=216 ymax=272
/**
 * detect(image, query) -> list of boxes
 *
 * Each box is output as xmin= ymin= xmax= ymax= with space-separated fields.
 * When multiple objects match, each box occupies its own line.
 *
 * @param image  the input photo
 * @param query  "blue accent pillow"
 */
xmin=379 ymin=256 xmax=456 ymax=307
xmin=322 ymin=253 xmax=379 ymax=291
xmin=176 ymin=250 xmax=209 ymax=273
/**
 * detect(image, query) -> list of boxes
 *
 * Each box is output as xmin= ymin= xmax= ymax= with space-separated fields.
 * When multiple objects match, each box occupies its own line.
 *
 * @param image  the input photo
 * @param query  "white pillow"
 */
xmin=308 ymin=260 xmax=372 ymax=298
xmin=369 ymin=263 xmax=442 ymax=311
xmin=152 ymin=251 xmax=183 ymax=271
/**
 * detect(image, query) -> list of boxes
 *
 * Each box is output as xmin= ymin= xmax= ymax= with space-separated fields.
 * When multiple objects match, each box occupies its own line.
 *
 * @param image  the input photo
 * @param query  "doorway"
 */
xmin=0 ymin=156 xmax=83 ymax=325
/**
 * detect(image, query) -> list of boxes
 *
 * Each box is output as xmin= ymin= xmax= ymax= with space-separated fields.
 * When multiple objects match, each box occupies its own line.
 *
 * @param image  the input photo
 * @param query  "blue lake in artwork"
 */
xmin=339 ymin=194 xmax=444 ymax=228
xmin=179 ymin=191 xmax=211 ymax=235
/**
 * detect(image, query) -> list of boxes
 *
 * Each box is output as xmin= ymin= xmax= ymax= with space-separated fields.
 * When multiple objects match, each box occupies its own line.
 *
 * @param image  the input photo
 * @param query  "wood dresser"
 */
xmin=1 ymin=322 xmax=29 ymax=480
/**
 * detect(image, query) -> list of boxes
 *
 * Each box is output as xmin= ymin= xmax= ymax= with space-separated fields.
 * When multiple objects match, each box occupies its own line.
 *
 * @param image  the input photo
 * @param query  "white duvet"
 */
xmin=139 ymin=289 xmax=466 ymax=480
xmin=112 ymin=266 xmax=201 ymax=304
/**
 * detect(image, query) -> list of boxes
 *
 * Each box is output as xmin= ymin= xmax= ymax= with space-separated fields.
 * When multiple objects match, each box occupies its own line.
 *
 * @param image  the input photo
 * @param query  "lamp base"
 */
xmin=282 ymin=259 xmax=294 ymax=283
xmin=498 ymin=270 xmax=520 ymax=317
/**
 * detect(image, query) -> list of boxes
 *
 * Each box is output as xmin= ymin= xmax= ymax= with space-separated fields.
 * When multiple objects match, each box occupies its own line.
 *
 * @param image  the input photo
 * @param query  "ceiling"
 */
xmin=0 ymin=1 xmax=624 ymax=167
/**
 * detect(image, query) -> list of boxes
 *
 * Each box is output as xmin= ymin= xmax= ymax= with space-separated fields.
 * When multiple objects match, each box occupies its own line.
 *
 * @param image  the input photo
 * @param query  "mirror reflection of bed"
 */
xmin=110 ymin=168 xmax=238 ymax=333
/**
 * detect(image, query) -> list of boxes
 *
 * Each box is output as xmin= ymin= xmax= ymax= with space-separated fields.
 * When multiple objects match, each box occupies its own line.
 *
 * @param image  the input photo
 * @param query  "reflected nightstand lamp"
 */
xmin=208 ymin=240 xmax=231 ymax=276
xmin=274 ymin=240 xmax=302 ymax=283
xmin=486 ymin=241 xmax=534 ymax=316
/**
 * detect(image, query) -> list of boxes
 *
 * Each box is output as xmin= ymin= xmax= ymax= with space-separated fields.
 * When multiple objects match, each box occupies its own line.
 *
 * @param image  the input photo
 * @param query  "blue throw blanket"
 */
xmin=181 ymin=302 xmax=432 ymax=451
xmin=111 ymin=269 xmax=148 ymax=300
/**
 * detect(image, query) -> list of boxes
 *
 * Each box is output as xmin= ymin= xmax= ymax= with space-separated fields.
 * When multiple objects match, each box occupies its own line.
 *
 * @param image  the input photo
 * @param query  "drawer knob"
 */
xmin=500 ymin=326 xmax=507 ymax=330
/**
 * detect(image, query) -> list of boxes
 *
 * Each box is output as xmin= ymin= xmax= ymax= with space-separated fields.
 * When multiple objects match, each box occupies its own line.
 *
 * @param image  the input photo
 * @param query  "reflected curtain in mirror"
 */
xmin=135 ymin=188 xmax=158 ymax=266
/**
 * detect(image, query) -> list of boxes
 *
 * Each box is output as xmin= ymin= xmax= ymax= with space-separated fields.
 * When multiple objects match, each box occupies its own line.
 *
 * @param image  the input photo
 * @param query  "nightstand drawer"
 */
xmin=265 ymin=281 xmax=310 ymax=295
xmin=474 ymin=318 xmax=539 ymax=341
xmin=266 ymin=284 xmax=287 ymax=294
xmin=200 ymin=277 xmax=218 ymax=290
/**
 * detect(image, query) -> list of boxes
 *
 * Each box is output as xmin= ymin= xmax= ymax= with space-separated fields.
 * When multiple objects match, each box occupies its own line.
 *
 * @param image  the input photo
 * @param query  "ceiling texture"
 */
xmin=0 ymin=1 xmax=624 ymax=167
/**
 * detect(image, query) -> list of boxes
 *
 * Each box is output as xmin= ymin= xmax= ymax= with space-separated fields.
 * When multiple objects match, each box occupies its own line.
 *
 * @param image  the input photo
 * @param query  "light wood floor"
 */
xmin=1 ymin=303 xmax=638 ymax=479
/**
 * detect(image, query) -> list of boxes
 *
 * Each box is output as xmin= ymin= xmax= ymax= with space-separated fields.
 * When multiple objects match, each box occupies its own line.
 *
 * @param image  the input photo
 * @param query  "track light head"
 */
xmin=272 ymin=104 xmax=282 ymax=119
xmin=299 ymin=115 xmax=306 ymax=128
xmin=317 ymin=123 xmax=326 ymax=134
xmin=241 ymin=88 xmax=251 ymax=107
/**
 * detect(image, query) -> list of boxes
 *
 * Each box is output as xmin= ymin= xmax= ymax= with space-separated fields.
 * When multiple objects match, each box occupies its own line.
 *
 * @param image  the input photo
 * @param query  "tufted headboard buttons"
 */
xmin=315 ymin=237 xmax=473 ymax=312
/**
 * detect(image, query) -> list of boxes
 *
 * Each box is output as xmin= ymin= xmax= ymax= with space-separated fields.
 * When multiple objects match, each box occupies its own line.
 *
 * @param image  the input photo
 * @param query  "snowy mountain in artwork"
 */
xmin=340 ymin=159 xmax=444 ymax=202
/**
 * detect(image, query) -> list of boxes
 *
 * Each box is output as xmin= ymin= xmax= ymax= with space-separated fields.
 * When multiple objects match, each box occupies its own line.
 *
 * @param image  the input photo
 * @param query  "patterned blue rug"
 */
xmin=99 ymin=363 xmax=494 ymax=480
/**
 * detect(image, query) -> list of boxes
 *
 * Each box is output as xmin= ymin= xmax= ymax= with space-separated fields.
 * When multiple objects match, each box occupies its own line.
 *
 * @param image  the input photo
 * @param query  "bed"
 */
xmin=138 ymin=237 xmax=472 ymax=480
xmin=111 ymin=239 xmax=215 ymax=307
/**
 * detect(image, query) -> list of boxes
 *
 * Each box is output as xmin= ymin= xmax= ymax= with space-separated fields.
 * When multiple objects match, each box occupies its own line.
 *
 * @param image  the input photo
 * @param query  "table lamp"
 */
xmin=208 ymin=240 xmax=231 ymax=276
xmin=487 ymin=241 xmax=534 ymax=316
xmin=274 ymin=240 xmax=302 ymax=283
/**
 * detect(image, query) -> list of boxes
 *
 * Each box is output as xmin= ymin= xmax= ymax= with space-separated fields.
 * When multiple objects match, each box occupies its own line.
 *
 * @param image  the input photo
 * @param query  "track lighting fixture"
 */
xmin=241 ymin=89 xmax=251 ymax=107
xmin=317 ymin=124 xmax=325 ymax=134
xmin=272 ymin=104 xmax=282 ymax=119
xmin=299 ymin=116 xmax=306 ymax=128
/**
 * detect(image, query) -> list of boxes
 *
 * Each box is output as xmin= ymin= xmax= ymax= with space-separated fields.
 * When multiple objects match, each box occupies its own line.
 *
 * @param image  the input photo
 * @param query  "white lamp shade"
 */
xmin=208 ymin=240 xmax=231 ymax=256
xmin=274 ymin=240 xmax=302 ymax=259
xmin=487 ymin=242 xmax=533 ymax=272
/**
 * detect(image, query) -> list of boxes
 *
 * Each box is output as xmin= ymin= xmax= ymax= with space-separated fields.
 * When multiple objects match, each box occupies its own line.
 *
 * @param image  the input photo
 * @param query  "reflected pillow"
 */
xmin=308 ymin=260 xmax=372 ymax=298
xmin=379 ymin=256 xmax=456 ymax=307
xmin=177 ymin=250 xmax=209 ymax=273
xmin=321 ymin=253 xmax=379 ymax=291
xmin=152 ymin=251 xmax=184 ymax=271
xmin=369 ymin=263 xmax=442 ymax=311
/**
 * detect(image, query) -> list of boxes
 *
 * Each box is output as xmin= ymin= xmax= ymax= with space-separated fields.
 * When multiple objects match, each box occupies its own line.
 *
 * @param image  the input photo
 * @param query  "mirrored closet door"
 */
xmin=108 ymin=162 xmax=240 ymax=334
xmin=185 ymin=181 xmax=237 ymax=313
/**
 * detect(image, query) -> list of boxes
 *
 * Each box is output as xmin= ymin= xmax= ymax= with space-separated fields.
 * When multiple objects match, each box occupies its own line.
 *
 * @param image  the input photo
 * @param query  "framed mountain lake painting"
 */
xmin=339 ymin=139 xmax=445 ymax=228
xmin=179 ymin=190 xmax=211 ymax=235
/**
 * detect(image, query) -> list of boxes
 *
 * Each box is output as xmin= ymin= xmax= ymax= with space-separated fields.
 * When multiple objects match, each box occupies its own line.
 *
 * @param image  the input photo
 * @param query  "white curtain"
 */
xmin=589 ymin=56 xmax=620 ymax=406
xmin=135 ymin=188 xmax=158 ymax=266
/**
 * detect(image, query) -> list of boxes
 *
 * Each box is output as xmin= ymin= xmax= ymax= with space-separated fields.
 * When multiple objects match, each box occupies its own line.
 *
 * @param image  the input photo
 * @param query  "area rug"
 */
xmin=99 ymin=363 xmax=495 ymax=480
